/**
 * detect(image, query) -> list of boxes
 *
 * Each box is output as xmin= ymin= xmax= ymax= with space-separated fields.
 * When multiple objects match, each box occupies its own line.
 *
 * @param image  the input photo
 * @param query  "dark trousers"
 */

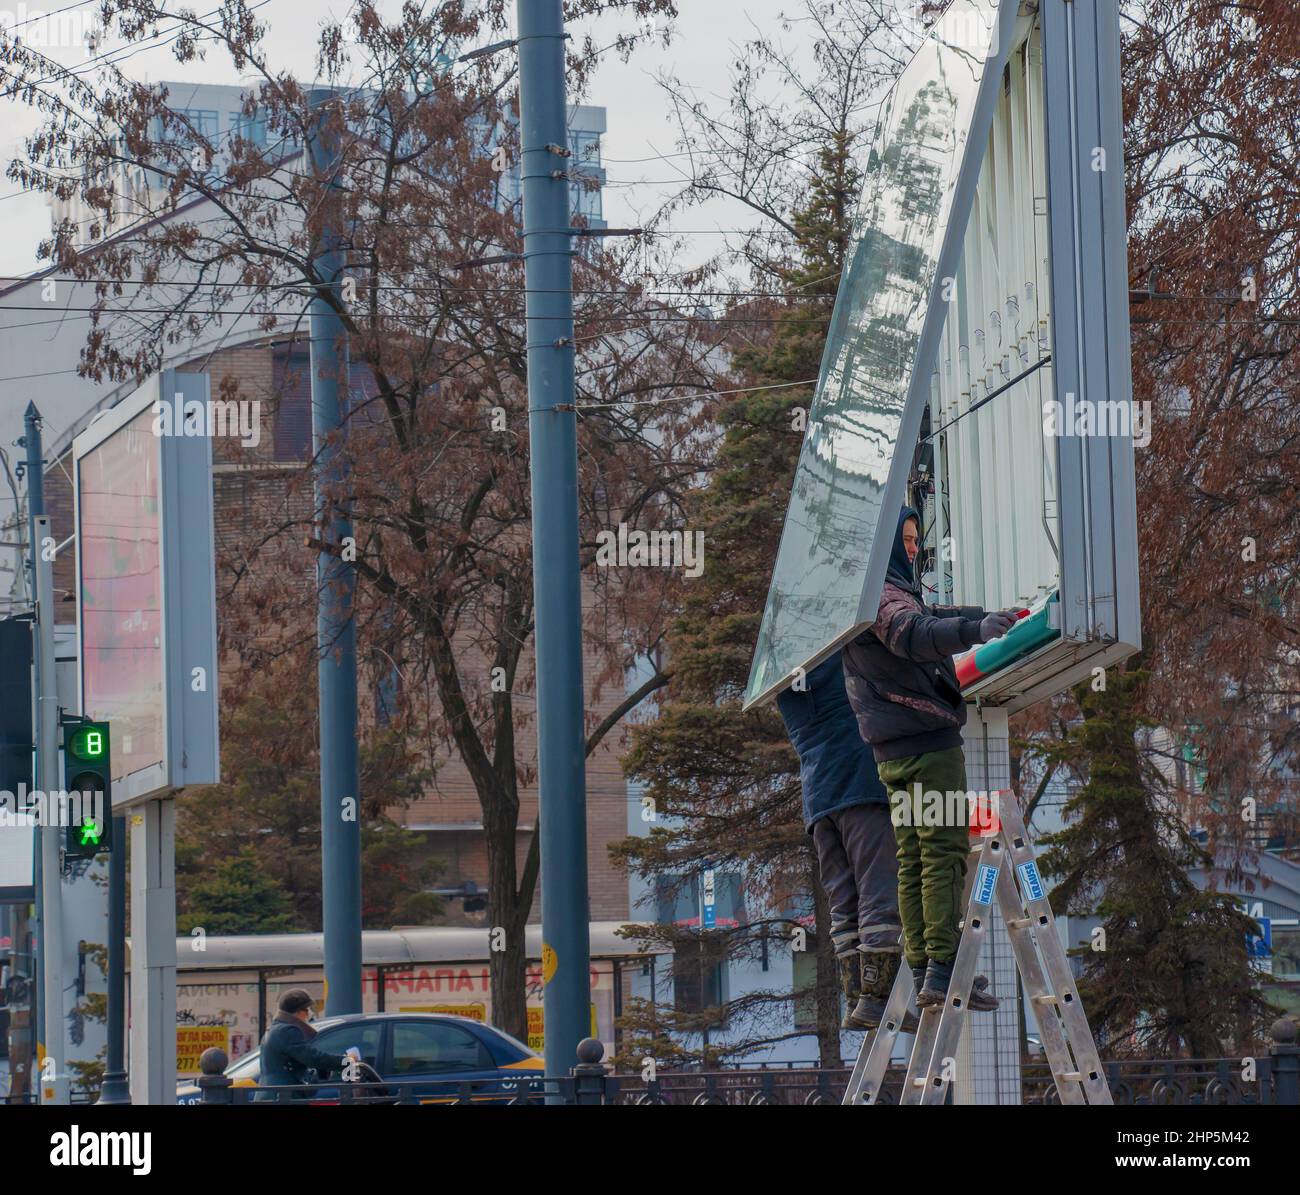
xmin=811 ymin=803 xmax=902 ymax=956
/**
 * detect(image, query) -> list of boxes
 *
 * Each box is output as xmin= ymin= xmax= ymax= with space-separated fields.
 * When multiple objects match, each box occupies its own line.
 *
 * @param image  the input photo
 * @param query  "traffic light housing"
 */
xmin=63 ymin=720 xmax=111 ymax=860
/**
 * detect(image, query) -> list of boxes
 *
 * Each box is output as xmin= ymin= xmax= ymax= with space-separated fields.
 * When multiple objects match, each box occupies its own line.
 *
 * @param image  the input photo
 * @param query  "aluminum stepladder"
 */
xmin=842 ymin=790 xmax=1112 ymax=1105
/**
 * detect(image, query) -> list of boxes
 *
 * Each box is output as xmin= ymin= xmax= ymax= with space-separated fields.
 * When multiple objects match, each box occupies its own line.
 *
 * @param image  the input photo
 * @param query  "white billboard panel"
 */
xmin=73 ymin=371 xmax=220 ymax=807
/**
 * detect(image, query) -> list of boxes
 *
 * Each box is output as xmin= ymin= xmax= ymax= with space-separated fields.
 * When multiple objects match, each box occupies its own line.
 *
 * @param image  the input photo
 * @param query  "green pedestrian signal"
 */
xmin=78 ymin=820 xmax=103 ymax=847
xmin=62 ymin=719 xmax=112 ymax=860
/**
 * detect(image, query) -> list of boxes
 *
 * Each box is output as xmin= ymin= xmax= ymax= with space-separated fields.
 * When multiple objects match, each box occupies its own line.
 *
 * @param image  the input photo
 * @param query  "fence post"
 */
xmin=571 ymin=1037 xmax=609 ymax=1105
xmin=1270 ymin=1019 xmax=1298 ymax=1106
xmin=197 ymin=1047 xmax=232 ymax=1105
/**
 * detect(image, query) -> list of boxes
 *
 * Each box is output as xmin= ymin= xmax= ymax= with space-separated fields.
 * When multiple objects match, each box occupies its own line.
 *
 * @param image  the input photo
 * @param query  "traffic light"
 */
xmin=62 ymin=720 xmax=111 ymax=860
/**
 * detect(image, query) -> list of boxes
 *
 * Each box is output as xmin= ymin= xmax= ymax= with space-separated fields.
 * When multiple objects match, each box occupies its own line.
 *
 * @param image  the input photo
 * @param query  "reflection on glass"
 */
xmin=745 ymin=0 xmax=1006 ymax=707
xmin=80 ymin=408 xmax=164 ymax=782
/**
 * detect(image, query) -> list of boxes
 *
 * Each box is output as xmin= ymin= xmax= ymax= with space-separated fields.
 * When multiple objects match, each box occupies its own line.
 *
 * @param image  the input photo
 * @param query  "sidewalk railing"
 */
xmin=195 ymin=1018 xmax=1299 ymax=1106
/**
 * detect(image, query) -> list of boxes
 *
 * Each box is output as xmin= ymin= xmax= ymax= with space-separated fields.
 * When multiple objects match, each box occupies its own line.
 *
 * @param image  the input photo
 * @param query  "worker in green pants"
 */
xmin=842 ymin=505 xmax=1020 ymax=1007
xmin=877 ymin=745 xmax=968 ymax=969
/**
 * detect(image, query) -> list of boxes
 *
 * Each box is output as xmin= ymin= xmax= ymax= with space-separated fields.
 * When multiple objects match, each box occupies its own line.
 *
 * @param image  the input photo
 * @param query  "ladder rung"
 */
xmin=1007 ymin=916 xmax=1032 ymax=928
xmin=1032 ymin=993 xmax=1060 ymax=1005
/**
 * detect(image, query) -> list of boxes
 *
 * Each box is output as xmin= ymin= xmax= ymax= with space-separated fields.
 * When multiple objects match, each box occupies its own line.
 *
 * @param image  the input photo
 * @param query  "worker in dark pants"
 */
xmin=778 ymin=651 xmax=908 ymax=1029
xmin=843 ymin=506 xmax=1019 ymax=1009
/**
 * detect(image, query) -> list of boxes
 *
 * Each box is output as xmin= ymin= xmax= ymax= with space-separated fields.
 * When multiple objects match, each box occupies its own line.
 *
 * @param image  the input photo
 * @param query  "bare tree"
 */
xmin=3 ymin=0 xmax=728 ymax=1039
xmin=1121 ymin=0 xmax=1300 ymax=855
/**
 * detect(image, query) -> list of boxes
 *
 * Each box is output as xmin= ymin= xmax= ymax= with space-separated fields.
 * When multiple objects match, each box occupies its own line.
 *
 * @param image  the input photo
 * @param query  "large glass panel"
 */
xmin=744 ymin=0 xmax=1011 ymax=707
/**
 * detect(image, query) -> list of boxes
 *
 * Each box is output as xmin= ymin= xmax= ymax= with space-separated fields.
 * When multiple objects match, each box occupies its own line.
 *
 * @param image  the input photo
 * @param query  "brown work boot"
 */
xmin=838 ymin=953 xmax=873 ymax=1030
xmin=850 ymin=950 xmax=918 ymax=1031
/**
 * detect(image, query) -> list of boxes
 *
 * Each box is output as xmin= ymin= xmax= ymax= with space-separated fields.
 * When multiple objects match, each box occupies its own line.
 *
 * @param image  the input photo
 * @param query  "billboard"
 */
xmin=745 ymin=0 xmax=1140 ymax=711
xmin=73 ymin=371 xmax=220 ymax=806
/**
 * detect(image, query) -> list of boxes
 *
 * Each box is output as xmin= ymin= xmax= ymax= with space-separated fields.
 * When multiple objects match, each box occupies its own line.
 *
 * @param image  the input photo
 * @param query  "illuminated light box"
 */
xmin=745 ymin=0 xmax=1140 ymax=713
xmin=74 ymin=371 xmax=220 ymax=807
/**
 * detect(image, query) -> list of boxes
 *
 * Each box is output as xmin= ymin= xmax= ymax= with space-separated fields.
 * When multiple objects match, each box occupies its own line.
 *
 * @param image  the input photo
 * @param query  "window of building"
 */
xmin=569 ymin=179 xmax=602 ymax=221
xmin=791 ymin=949 xmax=821 ymax=1031
xmin=568 ymin=129 xmax=601 ymax=165
xmin=230 ymin=110 xmax=268 ymax=146
xmin=271 ymin=349 xmax=312 ymax=460
xmin=654 ymin=871 xmax=744 ymax=928
xmin=373 ymin=649 xmax=401 ymax=727
xmin=271 ymin=347 xmax=378 ymax=460
xmin=176 ymin=108 xmax=220 ymax=143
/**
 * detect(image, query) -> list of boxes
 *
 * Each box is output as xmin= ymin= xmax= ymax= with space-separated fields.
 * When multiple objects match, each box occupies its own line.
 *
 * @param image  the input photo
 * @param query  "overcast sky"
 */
xmin=0 ymin=0 xmax=807 ymax=277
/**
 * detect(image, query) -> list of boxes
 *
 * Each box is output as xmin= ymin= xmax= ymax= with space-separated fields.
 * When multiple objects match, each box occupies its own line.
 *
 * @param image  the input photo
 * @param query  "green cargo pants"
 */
xmin=877 ymin=746 xmax=969 ymax=969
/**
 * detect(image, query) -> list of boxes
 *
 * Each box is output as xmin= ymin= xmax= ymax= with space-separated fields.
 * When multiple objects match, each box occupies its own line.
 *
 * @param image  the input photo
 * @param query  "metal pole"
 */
xmin=22 ymin=403 xmax=43 ymax=1093
xmin=308 ymin=88 xmax=362 ymax=1016
xmin=33 ymin=514 xmax=66 ymax=1104
xmin=128 ymin=799 xmax=177 ymax=1103
xmin=96 ymin=814 xmax=129 ymax=1103
xmin=515 ymin=0 xmax=592 ymax=1079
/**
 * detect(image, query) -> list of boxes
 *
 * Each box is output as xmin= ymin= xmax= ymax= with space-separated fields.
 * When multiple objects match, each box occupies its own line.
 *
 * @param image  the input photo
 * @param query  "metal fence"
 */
xmin=195 ymin=1019 xmax=1299 ymax=1106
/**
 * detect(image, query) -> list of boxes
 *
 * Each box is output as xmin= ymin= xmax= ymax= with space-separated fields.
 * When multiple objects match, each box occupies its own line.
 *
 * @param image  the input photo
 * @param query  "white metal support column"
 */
xmin=957 ymin=705 xmax=1021 ymax=1104
xmin=129 ymin=798 xmax=176 ymax=1104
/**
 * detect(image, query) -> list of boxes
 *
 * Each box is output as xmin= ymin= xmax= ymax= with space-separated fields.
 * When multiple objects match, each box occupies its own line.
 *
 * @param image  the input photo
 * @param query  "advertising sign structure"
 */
xmin=746 ymin=0 xmax=1140 ymax=712
xmin=73 ymin=371 xmax=220 ymax=806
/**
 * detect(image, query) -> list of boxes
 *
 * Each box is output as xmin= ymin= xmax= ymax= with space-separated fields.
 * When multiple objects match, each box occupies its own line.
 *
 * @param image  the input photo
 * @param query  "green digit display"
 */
xmin=70 ymin=726 xmax=105 ymax=760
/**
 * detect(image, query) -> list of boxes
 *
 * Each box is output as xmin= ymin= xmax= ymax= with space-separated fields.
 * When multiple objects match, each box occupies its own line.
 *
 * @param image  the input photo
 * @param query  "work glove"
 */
xmin=978 ymin=610 xmax=1018 ymax=643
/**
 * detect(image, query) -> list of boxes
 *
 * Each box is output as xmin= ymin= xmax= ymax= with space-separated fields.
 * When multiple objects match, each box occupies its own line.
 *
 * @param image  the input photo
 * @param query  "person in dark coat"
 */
xmin=842 ymin=506 xmax=1018 ymax=1009
xmin=777 ymin=651 xmax=908 ymax=1029
xmin=255 ymin=989 xmax=349 ymax=1099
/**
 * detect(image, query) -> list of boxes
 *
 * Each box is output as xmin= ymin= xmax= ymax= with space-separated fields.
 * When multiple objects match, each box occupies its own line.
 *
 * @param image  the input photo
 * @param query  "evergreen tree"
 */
xmin=177 ymin=850 xmax=297 ymax=936
xmin=1037 ymin=665 xmax=1271 ymax=1057
xmin=614 ymin=133 xmax=863 ymax=1067
xmin=176 ymin=648 xmax=443 ymax=933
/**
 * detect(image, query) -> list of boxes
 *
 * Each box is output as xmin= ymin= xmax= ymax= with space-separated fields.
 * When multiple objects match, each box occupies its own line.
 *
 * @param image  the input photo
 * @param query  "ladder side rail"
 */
xmin=918 ymin=834 xmax=1005 ymax=1104
xmin=843 ymin=964 xmax=916 ymax=1105
xmin=995 ymin=859 xmax=1086 ymax=1104
xmin=998 ymin=793 xmax=1113 ymax=1104
xmin=898 ymin=838 xmax=989 ymax=1105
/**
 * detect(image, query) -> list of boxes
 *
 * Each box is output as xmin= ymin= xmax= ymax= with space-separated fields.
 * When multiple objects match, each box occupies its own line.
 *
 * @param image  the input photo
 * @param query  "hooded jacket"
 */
xmin=841 ymin=506 xmax=987 ymax=762
xmin=776 ymin=650 xmax=888 ymax=829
